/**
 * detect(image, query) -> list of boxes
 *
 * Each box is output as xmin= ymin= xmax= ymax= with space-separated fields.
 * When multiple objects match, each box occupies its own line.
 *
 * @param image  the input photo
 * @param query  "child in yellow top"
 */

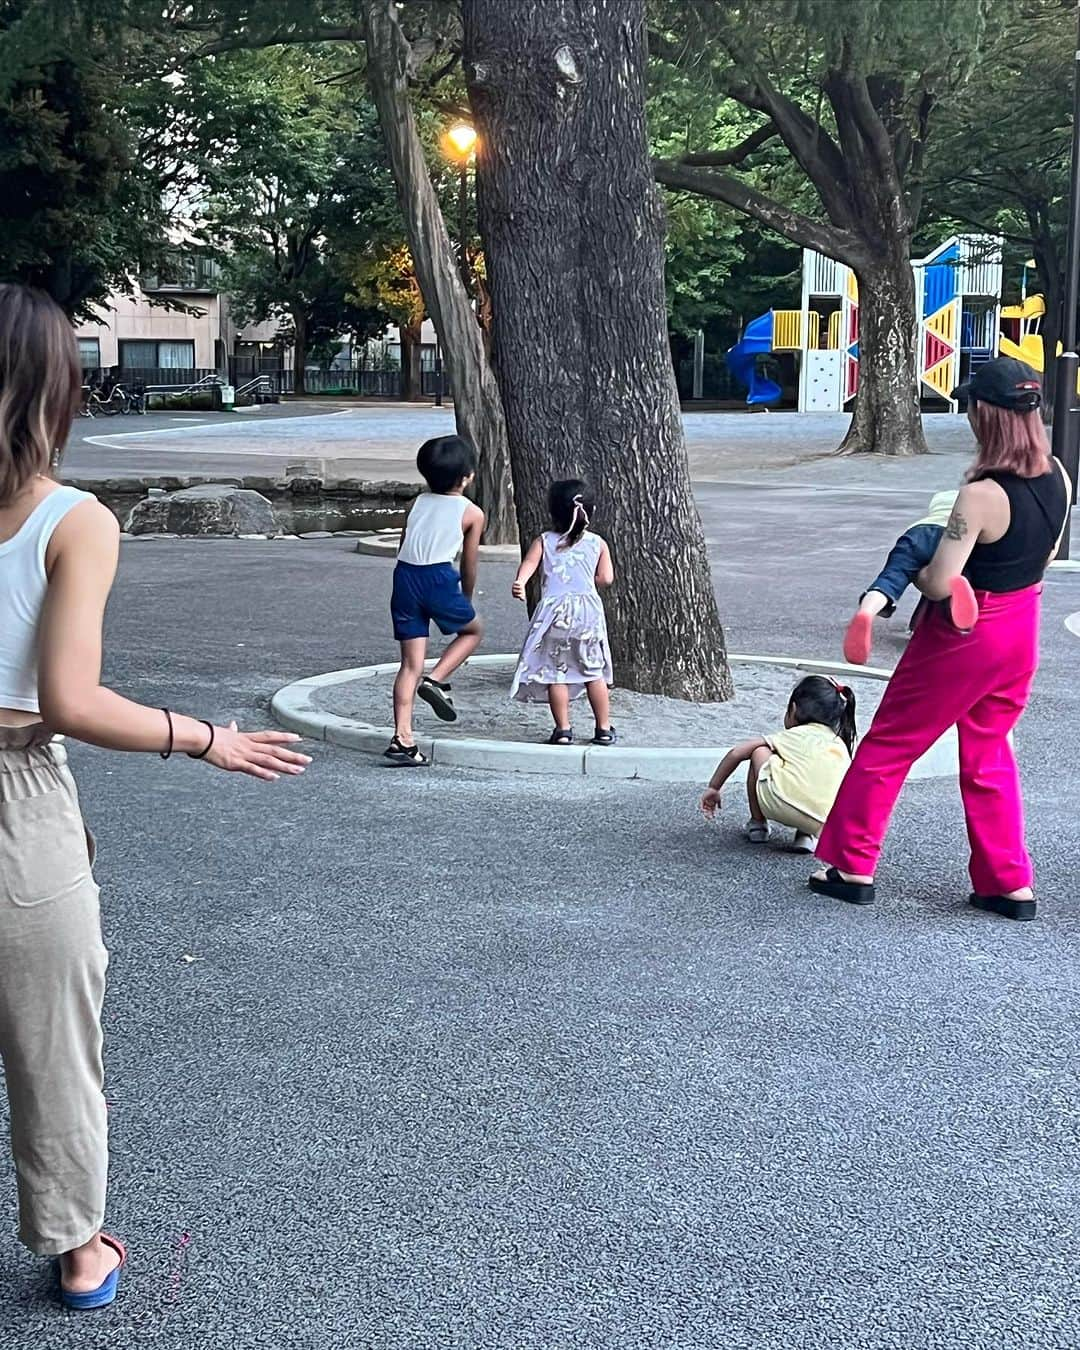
xmin=700 ymin=675 xmax=856 ymax=853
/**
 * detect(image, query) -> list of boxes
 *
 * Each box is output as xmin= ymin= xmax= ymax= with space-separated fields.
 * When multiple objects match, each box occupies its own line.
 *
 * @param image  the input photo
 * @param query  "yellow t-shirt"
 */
xmin=764 ymin=723 xmax=851 ymax=825
xmin=913 ymin=490 xmax=958 ymax=530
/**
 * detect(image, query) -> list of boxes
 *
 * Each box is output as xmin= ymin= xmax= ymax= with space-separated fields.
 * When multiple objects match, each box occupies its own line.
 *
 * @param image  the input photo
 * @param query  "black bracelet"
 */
xmin=188 ymin=721 xmax=215 ymax=761
xmin=160 ymin=708 xmax=174 ymax=760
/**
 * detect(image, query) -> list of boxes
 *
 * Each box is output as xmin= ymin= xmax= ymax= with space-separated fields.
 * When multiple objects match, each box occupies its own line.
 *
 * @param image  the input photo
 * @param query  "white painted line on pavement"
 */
xmin=82 ymin=407 xmax=356 ymax=447
xmin=1066 ymin=612 xmax=1080 ymax=638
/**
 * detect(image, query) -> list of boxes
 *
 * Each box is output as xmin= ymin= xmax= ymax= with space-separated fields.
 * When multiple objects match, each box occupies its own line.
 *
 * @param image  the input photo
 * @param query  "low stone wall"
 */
xmin=73 ymin=473 xmax=417 ymax=535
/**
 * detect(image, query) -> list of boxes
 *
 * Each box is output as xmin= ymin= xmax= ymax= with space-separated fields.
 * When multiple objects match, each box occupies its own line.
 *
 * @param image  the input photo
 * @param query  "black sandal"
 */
xmin=808 ymin=867 xmax=875 ymax=906
xmin=417 ymin=676 xmax=457 ymax=723
xmin=591 ymin=726 xmax=617 ymax=746
xmin=547 ymin=727 xmax=573 ymax=745
xmin=969 ymin=893 xmax=1037 ymax=922
xmin=383 ymin=735 xmax=428 ymax=767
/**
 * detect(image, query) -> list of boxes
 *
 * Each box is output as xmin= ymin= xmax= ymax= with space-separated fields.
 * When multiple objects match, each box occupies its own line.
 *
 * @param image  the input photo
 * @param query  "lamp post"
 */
xmin=1053 ymin=6 xmax=1080 ymax=558
xmin=442 ymin=122 xmax=478 ymax=295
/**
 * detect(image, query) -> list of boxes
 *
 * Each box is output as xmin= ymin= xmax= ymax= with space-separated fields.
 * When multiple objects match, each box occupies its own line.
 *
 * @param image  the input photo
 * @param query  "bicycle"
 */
xmin=85 ymin=385 xmax=125 ymax=417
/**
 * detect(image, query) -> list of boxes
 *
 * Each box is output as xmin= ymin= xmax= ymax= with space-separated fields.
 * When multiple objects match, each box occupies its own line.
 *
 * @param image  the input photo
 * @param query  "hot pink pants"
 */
xmin=818 ymin=584 xmax=1041 ymax=895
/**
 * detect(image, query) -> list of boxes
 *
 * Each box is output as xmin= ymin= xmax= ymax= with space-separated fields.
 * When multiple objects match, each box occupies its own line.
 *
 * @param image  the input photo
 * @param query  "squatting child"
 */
xmin=700 ymin=675 xmax=857 ymax=853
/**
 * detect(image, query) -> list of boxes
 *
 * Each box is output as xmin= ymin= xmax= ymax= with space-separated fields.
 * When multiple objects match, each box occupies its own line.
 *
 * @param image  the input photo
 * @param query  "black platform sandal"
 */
xmin=547 ymin=727 xmax=573 ymax=745
xmin=808 ymin=867 xmax=876 ymax=906
xmin=592 ymin=726 xmax=617 ymax=746
xmin=969 ymin=893 xmax=1037 ymax=922
xmin=383 ymin=735 xmax=429 ymax=767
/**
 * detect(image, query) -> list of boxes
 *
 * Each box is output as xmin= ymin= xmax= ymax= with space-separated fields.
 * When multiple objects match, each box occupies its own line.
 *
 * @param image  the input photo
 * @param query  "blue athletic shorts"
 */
xmin=391 ymin=561 xmax=476 ymax=641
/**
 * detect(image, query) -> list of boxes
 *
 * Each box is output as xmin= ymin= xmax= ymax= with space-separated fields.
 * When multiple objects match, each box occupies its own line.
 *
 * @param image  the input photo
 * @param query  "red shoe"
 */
xmin=949 ymin=576 xmax=979 ymax=632
xmin=843 ymin=611 xmax=873 ymax=665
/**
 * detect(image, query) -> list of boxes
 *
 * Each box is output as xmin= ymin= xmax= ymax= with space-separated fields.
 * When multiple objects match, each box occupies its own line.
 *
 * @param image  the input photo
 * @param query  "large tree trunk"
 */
xmin=1032 ymin=231 xmax=1063 ymax=424
xmin=463 ymin=0 xmax=731 ymax=699
xmin=362 ymin=0 xmax=516 ymax=543
xmin=291 ymin=308 xmax=308 ymax=397
xmin=399 ymin=318 xmax=423 ymax=401
xmin=839 ymin=249 xmax=928 ymax=455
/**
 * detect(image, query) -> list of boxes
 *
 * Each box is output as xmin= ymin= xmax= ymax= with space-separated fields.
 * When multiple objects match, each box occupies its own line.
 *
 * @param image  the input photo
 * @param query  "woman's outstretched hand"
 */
xmin=204 ymin=722 xmax=311 ymax=781
xmin=700 ymin=787 xmax=721 ymax=817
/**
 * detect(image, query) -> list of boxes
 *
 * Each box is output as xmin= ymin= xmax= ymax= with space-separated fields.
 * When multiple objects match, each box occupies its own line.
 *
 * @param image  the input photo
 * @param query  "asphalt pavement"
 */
xmin=1 ymin=472 xmax=1078 ymax=1349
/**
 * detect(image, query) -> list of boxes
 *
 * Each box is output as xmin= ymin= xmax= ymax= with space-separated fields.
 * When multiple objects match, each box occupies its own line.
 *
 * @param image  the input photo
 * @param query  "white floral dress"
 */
xmin=510 ymin=531 xmax=613 ymax=702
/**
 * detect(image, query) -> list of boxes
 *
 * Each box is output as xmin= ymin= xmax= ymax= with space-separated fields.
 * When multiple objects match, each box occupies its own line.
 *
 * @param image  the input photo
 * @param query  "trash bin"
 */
xmin=220 ymin=384 xmax=235 ymax=409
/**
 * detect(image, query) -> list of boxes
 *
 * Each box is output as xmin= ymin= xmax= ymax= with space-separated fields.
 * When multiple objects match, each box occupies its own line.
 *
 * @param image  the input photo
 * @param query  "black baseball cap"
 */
xmin=953 ymin=356 xmax=1041 ymax=411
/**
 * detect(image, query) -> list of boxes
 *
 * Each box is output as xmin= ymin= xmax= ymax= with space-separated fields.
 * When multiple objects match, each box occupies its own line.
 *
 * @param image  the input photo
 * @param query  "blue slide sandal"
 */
xmin=60 ymin=1234 xmax=126 ymax=1310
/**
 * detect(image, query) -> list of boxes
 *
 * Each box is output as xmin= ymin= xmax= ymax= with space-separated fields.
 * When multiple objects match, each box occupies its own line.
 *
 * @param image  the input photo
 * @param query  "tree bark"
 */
xmin=362 ymin=0 xmax=517 ymax=543
xmin=399 ymin=318 xmax=423 ymax=400
xmin=1033 ymin=233 xmax=1063 ymax=424
xmin=291 ymin=308 xmax=308 ymax=396
xmin=839 ymin=250 xmax=928 ymax=455
xmin=463 ymin=0 xmax=732 ymax=699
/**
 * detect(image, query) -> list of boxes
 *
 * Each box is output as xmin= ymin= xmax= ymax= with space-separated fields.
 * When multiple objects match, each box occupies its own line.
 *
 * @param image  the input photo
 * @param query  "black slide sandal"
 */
xmin=547 ymin=728 xmax=573 ymax=745
xmin=969 ymin=893 xmax=1037 ymax=922
xmin=592 ymin=726 xmax=617 ymax=746
xmin=809 ymin=867 xmax=876 ymax=906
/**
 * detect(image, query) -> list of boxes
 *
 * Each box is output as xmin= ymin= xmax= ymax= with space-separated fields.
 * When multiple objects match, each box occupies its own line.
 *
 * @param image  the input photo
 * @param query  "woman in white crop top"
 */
xmin=0 ymin=286 xmax=311 ymax=1311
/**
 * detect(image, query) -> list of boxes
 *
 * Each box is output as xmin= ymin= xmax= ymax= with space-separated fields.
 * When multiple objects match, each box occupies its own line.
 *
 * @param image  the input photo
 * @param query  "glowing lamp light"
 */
xmin=444 ymin=123 xmax=478 ymax=160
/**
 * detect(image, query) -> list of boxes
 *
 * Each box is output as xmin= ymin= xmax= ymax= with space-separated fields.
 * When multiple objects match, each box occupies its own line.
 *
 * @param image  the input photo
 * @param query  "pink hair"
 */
xmin=967 ymin=402 xmax=1051 ymax=480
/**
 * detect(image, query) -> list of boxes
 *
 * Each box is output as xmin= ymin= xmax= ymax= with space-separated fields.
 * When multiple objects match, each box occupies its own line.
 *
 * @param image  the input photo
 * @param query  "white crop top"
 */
xmin=397 ymin=492 xmax=470 ymax=566
xmin=0 ymin=486 xmax=95 ymax=713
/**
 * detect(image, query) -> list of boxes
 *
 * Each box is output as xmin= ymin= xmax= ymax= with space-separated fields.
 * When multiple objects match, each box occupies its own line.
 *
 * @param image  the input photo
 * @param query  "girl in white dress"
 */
xmin=510 ymin=480 xmax=615 ymax=745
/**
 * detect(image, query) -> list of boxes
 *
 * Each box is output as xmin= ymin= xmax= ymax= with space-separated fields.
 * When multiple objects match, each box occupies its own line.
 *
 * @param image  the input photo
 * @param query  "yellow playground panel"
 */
xmin=998 ymin=294 xmax=1079 ymax=390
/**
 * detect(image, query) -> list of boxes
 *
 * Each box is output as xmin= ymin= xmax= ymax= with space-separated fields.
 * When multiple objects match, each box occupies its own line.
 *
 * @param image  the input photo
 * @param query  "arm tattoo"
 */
xmin=945 ymin=508 xmax=968 ymax=542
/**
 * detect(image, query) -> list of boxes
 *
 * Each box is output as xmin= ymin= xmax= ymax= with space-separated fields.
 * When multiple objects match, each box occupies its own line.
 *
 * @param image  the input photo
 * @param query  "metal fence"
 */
xmin=230 ymin=362 xmax=452 ymax=399
xmin=82 ymin=366 xmax=220 ymax=389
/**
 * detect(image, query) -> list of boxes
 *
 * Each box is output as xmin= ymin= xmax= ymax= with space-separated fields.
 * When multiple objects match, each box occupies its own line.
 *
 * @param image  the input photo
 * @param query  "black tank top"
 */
xmin=964 ymin=465 xmax=1068 ymax=592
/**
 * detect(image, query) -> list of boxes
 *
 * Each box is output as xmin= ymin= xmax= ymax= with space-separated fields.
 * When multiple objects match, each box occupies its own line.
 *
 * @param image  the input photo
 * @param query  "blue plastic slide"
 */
xmin=726 ymin=310 xmax=782 ymax=406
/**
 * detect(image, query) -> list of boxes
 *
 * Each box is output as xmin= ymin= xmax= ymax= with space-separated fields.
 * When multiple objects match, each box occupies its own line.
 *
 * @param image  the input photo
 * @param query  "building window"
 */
xmin=119 ymin=340 xmax=196 ymax=371
xmin=142 ymin=253 xmax=221 ymax=292
xmin=77 ymin=338 xmax=100 ymax=369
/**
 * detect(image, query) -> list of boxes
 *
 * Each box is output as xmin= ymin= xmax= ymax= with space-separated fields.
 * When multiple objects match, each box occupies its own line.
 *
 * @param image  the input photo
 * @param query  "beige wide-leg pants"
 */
xmin=0 ymin=726 xmax=108 ymax=1256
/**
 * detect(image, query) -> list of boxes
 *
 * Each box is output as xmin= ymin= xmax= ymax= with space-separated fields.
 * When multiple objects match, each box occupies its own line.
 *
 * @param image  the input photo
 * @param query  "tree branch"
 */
xmin=680 ymin=121 xmax=778 ymax=167
xmin=653 ymin=159 xmax=866 ymax=266
xmin=184 ymin=23 xmax=365 ymax=61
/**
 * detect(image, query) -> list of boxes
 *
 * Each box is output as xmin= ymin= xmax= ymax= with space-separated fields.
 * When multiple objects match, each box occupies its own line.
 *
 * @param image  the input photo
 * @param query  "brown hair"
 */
xmin=967 ymin=400 xmax=1051 ymax=481
xmin=0 ymin=284 xmax=82 ymax=504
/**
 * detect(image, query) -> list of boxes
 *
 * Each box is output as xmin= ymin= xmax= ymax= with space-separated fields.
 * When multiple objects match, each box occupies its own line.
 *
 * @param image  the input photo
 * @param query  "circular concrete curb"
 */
xmin=353 ymin=530 xmax=520 ymax=560
xmin=272 ymin=653 xmax=958 ymax=783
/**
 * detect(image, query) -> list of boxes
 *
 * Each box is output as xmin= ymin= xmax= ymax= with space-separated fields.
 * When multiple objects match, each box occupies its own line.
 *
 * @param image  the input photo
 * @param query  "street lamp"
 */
xmin=1053 ymin=7 xmax=1080 ymax=557
xmin=442 ymin=122 xmax=478 ymax=295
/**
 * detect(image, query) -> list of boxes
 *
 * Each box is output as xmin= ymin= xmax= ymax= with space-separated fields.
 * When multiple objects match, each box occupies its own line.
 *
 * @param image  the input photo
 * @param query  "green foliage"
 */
xmin=0 ymin=1 xmax=167 ymax=317
xmin=167 ymin=45 xmax=402 ymax=355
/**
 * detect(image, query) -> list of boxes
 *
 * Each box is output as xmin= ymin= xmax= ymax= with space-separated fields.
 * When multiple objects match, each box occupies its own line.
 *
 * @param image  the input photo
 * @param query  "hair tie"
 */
xmin=571 ymin=494 xmax=590 ymax=527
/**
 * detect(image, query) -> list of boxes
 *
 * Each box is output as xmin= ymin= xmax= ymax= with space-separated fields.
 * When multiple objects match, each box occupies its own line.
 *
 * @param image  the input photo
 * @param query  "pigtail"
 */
xmin=835 ymin=684 xmax=857 ymax=756
xmin=562 ymin=494 xmax=590 ymax=549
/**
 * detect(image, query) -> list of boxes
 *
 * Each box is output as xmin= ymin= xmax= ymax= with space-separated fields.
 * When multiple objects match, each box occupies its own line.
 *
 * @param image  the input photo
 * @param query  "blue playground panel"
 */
xmin=922 ymin=242 xmax=959 ymax=317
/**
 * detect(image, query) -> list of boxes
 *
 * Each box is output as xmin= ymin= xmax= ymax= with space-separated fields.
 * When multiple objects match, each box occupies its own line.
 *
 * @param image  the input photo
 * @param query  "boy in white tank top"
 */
xmin=386 ymin=436 xmax=486 ymax=765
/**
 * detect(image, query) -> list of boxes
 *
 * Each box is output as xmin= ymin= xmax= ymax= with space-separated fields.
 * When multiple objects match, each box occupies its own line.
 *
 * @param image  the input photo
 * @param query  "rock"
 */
xmin=286 ymin=475 xmax=323 ymax=496
xmin=299 ymin=531 xmax=334 ymax=539
xmin=125 ymin=484 xmax=277 ymax=537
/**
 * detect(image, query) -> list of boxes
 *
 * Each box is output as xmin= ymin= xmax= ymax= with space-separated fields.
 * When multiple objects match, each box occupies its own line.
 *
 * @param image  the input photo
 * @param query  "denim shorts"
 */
xmin=391 ymin=561 xmax=475 ymax=641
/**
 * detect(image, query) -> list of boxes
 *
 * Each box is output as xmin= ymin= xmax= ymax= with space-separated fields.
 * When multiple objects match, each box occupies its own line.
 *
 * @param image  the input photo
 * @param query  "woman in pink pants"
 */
xmin=812 ymin=357 xmax=1070 ymax=921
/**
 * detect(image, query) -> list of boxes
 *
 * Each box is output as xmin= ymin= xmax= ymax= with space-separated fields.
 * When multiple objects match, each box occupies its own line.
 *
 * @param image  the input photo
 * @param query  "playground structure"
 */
xmin=999 ymin=293 xmax=1049 ymax=370
xmin=727 ymin=235 xmax=1004 ymax=411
